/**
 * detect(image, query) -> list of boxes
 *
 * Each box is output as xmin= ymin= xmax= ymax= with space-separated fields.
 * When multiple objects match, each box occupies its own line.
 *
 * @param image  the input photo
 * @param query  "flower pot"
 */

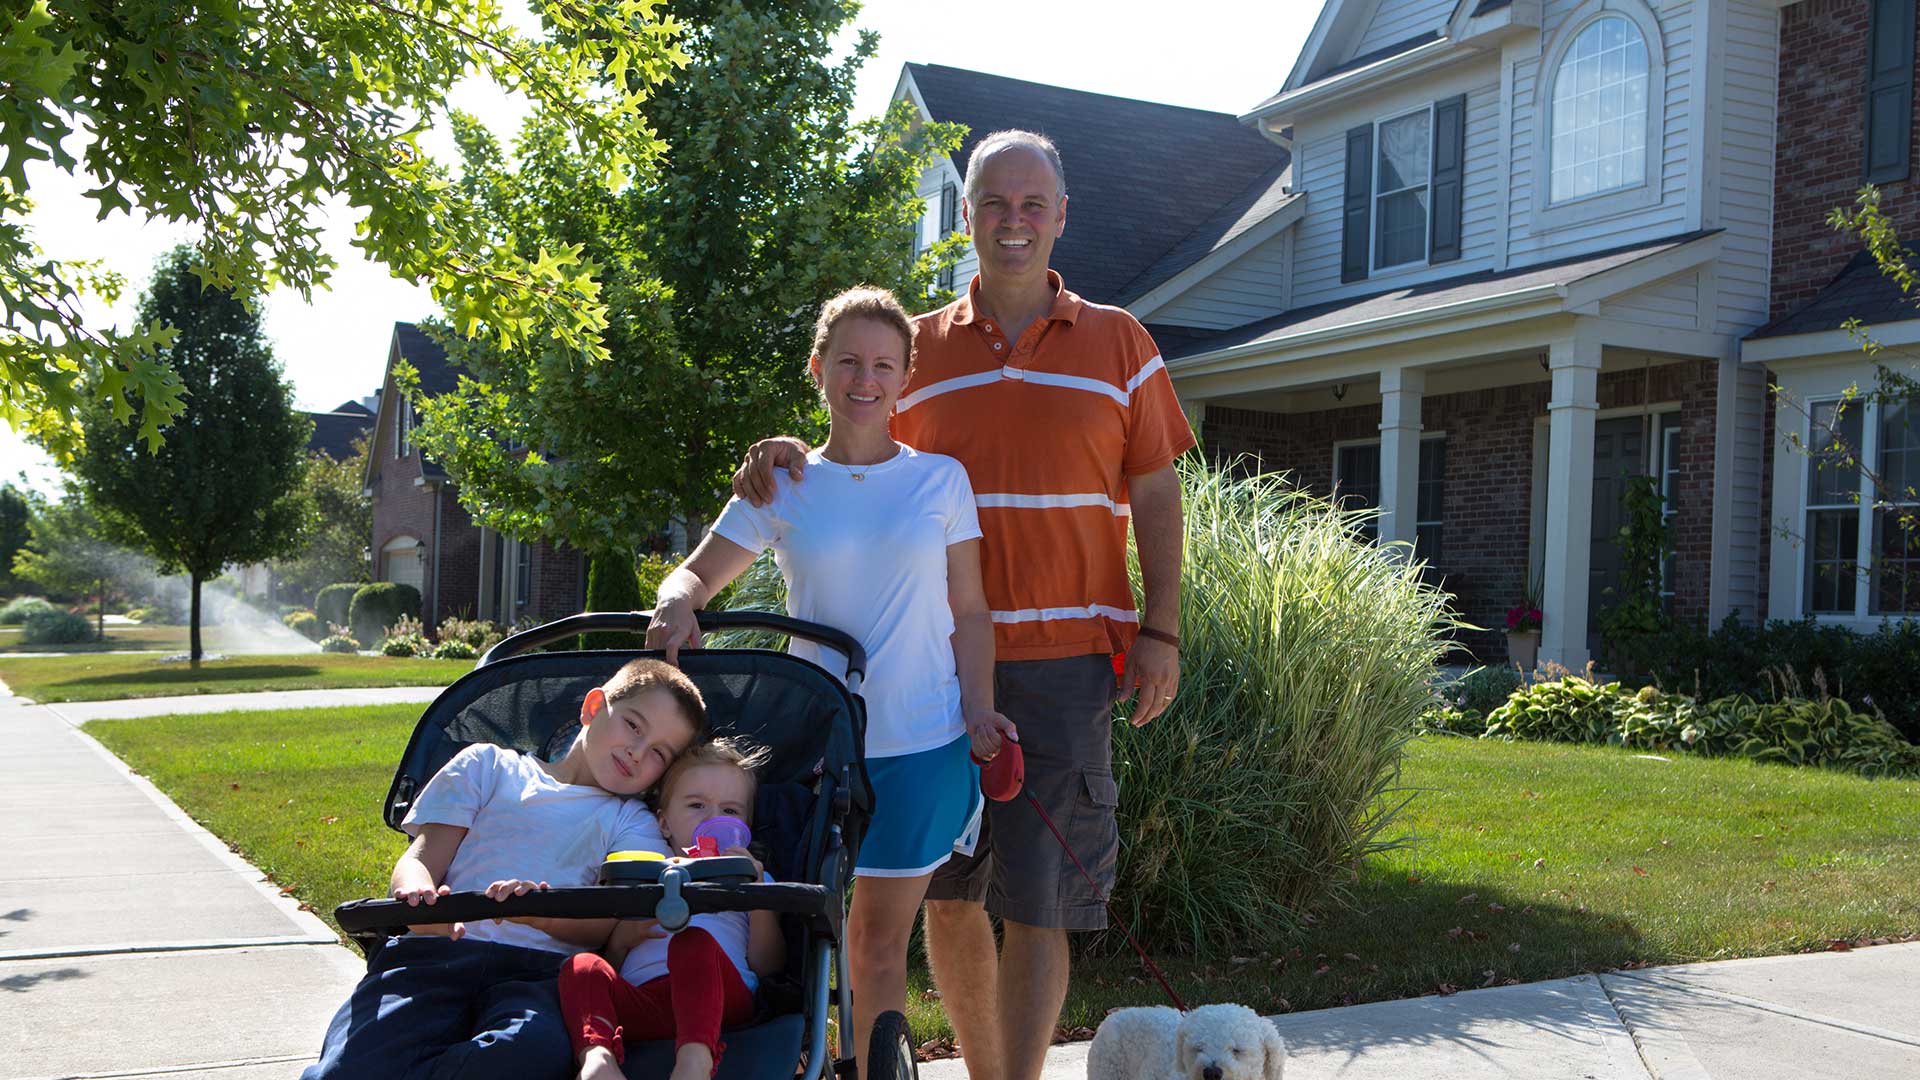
xmin=1506 ymin=629 xmax=1540 ymax=673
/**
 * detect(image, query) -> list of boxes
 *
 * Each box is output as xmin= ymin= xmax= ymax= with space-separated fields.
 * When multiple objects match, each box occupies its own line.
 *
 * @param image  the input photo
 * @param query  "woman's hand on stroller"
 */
xmin=723 ymin=845 xmax=766 ymax=880
xmin=392 ymin=882 xmax=464 ymax=940
xmin=965 ymin=707 xmax=1018 ymax=761
xmin=646 ymin=594 xmax=703 ymax=666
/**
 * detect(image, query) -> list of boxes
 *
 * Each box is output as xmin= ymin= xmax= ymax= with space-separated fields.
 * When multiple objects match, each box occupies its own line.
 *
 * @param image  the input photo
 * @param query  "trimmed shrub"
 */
xmin=582 ymin=549 xmax=647 ymax=649
xmin=436 ymin=616 xmax=504 ymax=653
xmin=0 ymin=596 xmax=55 ymax=625
xmin=319 ymin=634 xmax=359 ymax=653
xmin=430 ymin=638 xmax=478 ymax=661
xmin=1449 ymin=664 xmax=1521 ymax=720
xmin=283 ymin=609 xmax=323 ymax=641
xmin=22 ymin=608 xmax=94 ymax=644
xmin=1617 ymin=615 xmax=1920 ymax=743
xmin=316 ymin=583 xmax=361 ymax=631
xmin=123 ymin=606 xmax=152 ymax=623
xmin=348 ymin=583 xmax=421 ymax=650
xmin=381 ymin=634 xmax=427 ymax=657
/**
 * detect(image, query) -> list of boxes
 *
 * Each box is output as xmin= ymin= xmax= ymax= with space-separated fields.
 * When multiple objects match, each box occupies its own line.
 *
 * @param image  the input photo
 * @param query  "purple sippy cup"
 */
xmin=691 ymin=815 xmax=751 ymax=853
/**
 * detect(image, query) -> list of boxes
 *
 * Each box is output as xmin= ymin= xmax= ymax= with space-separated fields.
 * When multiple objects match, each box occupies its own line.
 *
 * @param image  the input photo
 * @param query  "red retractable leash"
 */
xmin=971 ymin=738 xmax=1189 ymax=1013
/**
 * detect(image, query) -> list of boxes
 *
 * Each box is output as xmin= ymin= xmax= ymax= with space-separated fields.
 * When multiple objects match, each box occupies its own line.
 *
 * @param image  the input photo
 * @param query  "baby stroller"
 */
xmin=334 ymin=610 xmax=920 ymax=1080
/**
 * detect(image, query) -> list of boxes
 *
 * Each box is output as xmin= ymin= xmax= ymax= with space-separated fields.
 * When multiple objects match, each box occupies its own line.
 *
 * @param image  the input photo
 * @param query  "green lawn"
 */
xmin=0 ymin=652 xmax=471 ymax=701
xmin=0 ymin=622 xmax=216 ymax=654
xmin=87 ymin=712 xmax=1920 ymax=1048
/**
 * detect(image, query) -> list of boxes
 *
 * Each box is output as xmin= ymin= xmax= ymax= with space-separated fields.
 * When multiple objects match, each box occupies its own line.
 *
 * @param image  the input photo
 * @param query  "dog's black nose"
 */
xmin=1202 ymin=1067 xmax=1223 ymax=1080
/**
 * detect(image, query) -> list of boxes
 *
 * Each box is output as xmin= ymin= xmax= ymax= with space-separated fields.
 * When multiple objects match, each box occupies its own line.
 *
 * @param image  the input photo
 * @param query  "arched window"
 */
xmin=1549 ymin=16 xmax=1649 ymax=203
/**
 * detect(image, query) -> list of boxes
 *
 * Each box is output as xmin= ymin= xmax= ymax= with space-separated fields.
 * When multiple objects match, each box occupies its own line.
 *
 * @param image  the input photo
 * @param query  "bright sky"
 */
xmin=1 ymin=0 xmax=1319 ymax=496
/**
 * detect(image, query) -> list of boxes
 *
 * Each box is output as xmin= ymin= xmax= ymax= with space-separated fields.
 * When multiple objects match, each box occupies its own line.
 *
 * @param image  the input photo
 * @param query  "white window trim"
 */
xmin=1370 ymin=103 xmax=1436 ymax=274
xmin=1791 ymin=394 xmax=1920 ymax=623
xmin=1531 ymin=0 xmax=1667 ymax=232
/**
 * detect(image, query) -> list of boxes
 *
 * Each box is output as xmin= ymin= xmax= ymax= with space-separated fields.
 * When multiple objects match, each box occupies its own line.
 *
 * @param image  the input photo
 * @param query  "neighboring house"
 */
xmin=1748 ymin=0 xmax=1920 ymax=631
xmin=307 ymin=400 xmax=374 ymax=461
xmin=364 ymin=323 xmax=586 ymax=631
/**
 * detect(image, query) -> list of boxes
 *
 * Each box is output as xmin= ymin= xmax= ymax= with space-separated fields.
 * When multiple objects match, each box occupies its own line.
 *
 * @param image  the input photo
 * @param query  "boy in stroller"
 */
xmin=304 ymin=658 xmax=706 ymax=1080
xmin=560 ymin=737 xmax=784 ymax=1080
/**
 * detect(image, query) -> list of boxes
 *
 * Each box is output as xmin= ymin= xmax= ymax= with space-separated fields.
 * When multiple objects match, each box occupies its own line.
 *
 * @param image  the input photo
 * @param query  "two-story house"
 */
xmin=1749 ymin=0 xmax=1919 ymax=631
xmin=364 ymin=323 xmax=586 ymax=632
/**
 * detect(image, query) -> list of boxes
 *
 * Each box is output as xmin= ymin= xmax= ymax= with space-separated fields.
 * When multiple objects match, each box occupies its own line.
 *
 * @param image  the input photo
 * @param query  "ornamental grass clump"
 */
xmin=1104 ymin=459 xmax=1459 ymax=955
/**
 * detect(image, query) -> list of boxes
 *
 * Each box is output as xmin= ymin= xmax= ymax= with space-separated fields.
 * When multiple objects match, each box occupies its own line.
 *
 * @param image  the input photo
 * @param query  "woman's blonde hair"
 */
xmin=810 ymin=285 xmax=914 ymax=369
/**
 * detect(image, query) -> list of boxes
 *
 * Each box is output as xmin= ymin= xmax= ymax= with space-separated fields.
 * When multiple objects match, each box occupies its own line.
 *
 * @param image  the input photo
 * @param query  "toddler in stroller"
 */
xmin=332 ymin=610 xmax=918 ymax=1080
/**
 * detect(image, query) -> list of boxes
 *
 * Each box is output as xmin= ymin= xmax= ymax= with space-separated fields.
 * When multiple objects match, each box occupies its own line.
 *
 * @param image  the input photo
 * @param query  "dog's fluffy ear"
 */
xmin=1261 ymin=1018 xmax=1285 ymax=1080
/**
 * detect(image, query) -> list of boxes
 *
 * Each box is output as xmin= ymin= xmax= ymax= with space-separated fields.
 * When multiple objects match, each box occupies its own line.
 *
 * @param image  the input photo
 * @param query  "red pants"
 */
xmin=557 ymin=928 xmax=756 ymax=1070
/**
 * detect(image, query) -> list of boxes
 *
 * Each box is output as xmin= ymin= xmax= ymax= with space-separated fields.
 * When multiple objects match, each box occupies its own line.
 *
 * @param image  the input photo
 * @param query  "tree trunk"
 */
xmin=190 ymin=573 xmax=203 ymax=669
xmin=96 ymin=579 xmax=106 ymax=642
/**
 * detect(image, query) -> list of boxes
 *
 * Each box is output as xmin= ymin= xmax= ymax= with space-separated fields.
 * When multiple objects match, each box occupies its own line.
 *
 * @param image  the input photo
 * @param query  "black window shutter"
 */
xmin=1430 ymin=95 xmax=1467 ymax=263
xmin=938 ymin=182 xmax=958 ymax=288
xmin=1342 ymin=125 xmax=1373 ymax=283
xmin=1865 ymin=0 xmax=1915 ymax=183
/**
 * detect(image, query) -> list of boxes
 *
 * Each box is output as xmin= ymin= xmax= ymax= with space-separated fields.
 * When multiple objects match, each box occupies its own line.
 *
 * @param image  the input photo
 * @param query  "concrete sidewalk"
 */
xmin=4 ymin=683 xmax=1916 ymax=1080
xmin=918 ymin=944 xmax=1920 ymax=1080
xmin=0 ymin=688 xmax=426 ymax=1080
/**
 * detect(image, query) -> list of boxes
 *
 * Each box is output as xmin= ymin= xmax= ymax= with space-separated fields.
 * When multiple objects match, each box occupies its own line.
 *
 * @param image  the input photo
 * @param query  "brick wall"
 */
xmin=1772 ymin=0 xmax=1920 ymax=318
xmin=530 ymin=542 xmax=585 ymax=625
xmin=432 ymin=494 xmax=481 ymax=628
xmin=1203 ymin=360 xmax=1720 ymax=660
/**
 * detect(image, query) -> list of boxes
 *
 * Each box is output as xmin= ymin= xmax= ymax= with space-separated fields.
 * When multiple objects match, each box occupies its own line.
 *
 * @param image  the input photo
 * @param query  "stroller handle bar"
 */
xmin=478 ymin=610 xmax=867 ymax=687
xmin=337 ymin=882 xmax=839 ymax=935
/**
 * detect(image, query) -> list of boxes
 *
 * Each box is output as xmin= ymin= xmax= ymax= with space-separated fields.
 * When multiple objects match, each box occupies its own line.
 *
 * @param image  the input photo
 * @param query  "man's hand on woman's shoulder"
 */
xmin=732 ymin=436 xmax=812 ymax=507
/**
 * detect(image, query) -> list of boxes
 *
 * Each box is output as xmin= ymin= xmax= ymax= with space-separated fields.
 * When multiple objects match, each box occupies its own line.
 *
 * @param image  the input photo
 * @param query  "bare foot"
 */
xmin=579 ymin=1045 xmax=624 ymax=1080
xmin=668 ymin=1042 xmax=715 ymax=1080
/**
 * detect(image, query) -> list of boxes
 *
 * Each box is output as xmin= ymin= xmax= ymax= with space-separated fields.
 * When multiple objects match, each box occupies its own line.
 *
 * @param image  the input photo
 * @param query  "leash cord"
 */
xmin=1020 ymin=789 xmax=1189 ymax=1012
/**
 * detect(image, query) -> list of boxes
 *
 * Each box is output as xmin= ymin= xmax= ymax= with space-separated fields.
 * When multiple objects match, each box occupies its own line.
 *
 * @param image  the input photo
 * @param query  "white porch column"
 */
xmin=1541 ymin=334 xmax=1601 ymax=670
xmin=1378 ymin=368 xmax=1426 ymax=547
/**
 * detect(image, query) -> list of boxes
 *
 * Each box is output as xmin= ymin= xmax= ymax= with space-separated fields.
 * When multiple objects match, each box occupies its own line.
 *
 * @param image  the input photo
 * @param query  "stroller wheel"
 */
xmin=866 ymin=1009 xmax=918 ymax=1080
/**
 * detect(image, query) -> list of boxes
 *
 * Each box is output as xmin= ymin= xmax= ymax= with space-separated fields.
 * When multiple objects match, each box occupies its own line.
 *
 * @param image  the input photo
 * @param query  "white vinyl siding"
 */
xmin=1598 ymin=272 xmax=1700 ymax=330
xmin=1351 ymin=0 xmax=1456 ymax=57
xmin=1712 ymin=0 xmax=1781 ymax=337
xmin=1153 ymin=231 xmax=1293 ymax=330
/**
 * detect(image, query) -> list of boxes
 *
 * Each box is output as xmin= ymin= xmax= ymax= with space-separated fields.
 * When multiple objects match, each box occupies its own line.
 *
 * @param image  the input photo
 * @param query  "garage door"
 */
xmin=383 ymin=539 xmax=424 ymax=592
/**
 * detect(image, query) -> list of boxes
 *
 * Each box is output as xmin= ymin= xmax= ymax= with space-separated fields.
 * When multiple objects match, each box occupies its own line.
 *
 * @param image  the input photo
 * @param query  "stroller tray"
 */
xmin=336 ymin=881 xmax=836 ymax=936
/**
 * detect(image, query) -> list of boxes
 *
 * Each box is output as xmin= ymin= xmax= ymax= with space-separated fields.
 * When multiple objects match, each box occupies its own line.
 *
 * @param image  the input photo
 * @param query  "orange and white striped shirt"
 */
xmin=894 ymin=272 xmax=1196 ymax=661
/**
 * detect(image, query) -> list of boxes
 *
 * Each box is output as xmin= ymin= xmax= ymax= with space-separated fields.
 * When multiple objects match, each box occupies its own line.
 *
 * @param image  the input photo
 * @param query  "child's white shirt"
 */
xmin=402 ymin=743 xmax=663 ymax=954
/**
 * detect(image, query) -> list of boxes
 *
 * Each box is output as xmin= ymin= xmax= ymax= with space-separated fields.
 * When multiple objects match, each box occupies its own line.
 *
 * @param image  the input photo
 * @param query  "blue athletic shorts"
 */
xmin=855 ymin=732 xmax=983 ymax=878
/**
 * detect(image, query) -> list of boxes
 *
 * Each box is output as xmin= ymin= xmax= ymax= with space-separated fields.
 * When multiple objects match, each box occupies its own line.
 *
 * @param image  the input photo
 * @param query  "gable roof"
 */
xmin=903 ymin=63 xmax=1290 ymax=306
xmin=1748 ymin=249 xmax=1920 ymax=341
xmin=1157 ymin=229 xmax=1721 ymax=362
xmin=1117 ymin=162 xmax=1300 ymax=307
xmin=307 ymin=409 xmax=372 ymax=461
xmin=330 ymin=399 xmax=373 ymax=417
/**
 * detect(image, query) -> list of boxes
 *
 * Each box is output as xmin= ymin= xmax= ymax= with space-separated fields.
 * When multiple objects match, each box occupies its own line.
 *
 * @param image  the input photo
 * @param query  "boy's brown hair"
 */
xmin=658 ymin=735 xmax=774 ymax=822
xmin=604 ymin=657 xmax=708 ymax=740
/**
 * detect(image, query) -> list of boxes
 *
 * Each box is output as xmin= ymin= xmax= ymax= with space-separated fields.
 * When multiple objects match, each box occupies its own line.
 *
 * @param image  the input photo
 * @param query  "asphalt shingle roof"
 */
xmin=390 ymin=322 xmax=456 ymax=478
xmin=1748 ymin=248 xmax=1920 ymax=339
xmin=906 ymin=63 xmax=1290 ymax=307
xmin=1117 ymin=163 xmax=1299 ymax=304
xmin=1152 ymin=229 xmax=1718 ymax=360
xmin=307 ymin=410 xmax=372 ymax=461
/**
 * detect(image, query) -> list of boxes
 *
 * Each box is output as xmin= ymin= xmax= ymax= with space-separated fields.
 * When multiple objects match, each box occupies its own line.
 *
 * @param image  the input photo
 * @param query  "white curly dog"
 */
xmin=1086 ymin=1003 xmax=1285 ymax=1080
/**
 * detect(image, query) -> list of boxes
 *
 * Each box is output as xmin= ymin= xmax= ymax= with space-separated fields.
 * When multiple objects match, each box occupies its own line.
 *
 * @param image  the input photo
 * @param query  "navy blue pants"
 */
xmin=304 ymin=935 xmax=573 ymax=1080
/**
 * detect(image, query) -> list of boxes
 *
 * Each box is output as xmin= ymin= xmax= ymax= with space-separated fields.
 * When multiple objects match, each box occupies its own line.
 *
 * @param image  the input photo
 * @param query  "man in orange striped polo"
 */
xmin=735 ymin=129 xmax=1191 ymax=1080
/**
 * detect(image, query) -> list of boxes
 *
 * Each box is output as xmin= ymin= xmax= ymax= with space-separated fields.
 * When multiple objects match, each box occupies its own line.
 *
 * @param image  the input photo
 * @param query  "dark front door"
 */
xmin=1590 ymin=416 xmax=1649 ymax=653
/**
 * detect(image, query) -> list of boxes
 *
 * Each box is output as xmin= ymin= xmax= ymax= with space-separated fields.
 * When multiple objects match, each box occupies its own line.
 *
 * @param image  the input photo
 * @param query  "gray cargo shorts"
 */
xmin=924 ymin=653 xmax=1118 ymax=931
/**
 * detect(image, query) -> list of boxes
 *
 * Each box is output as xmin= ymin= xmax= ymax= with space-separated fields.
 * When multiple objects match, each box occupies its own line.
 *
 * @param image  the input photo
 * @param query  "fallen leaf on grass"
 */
xmin=1487 ymin=902 xmax=1506 ymax=914
xmin=1456 ymin=892 xmax=1479 ymax=905
xmin=1827 ymin=939 xmax=1853 ymax=952
xmin=1631 ymin=866 xmax=1648 ymax=876
xmin=1435 ymin=982 xmax=1459 ymax=996
xmin=1342 ymin=952 xmax=1361 ymax=962
xmin=1508 ymin=942 xmax=1522 ymax=953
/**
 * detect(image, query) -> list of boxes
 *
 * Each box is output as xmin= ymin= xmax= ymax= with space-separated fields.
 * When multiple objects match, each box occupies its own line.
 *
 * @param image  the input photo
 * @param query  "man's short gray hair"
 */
xmin=963 ymin=129 xmax=1067 ymax=204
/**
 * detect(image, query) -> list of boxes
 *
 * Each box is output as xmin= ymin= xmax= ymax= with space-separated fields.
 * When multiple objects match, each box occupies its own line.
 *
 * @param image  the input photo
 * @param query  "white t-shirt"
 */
xmin=618 ymin=872 xmax=774 ymax=994
xmin=402 ymin=743 xmax=664 ymax=954
xmin=711 ymin=445 xmax=982 ymax=758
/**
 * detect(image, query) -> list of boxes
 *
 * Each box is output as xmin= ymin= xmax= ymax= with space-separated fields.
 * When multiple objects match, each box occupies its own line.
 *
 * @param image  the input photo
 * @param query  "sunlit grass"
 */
xmin=0 ymin=652 xmax=471 ymax=701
